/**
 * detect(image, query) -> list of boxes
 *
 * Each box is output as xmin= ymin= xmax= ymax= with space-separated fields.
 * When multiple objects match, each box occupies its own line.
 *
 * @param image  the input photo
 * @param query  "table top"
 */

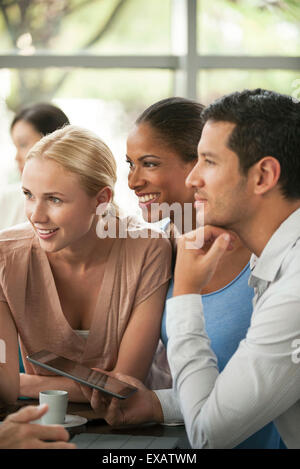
xmin=0 ymin=399 xmax=190 ymax=448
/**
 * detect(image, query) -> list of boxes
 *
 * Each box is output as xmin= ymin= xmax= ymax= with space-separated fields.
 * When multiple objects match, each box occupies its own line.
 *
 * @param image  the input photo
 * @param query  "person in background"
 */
xmin=0 ymin=125 xmax=171 ymax=407
xmin=0 ymin=103 xmax=70 ymax=230
xmin=0 ymin=404 xmax=75 ymax=449
xmin=87 ymin=97 xmax=284 ymax=449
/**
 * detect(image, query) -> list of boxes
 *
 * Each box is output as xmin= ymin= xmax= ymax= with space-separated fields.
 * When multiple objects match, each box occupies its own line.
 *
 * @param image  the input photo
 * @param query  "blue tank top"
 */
xmin=161 ymin=263 xmax=285 ymax=449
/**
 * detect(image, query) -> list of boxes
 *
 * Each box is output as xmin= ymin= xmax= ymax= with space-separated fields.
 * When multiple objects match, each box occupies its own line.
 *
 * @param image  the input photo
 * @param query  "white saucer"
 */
xmin=32 ymin=414 xmax=88 ymax=428
xmin=61 ymin=414 xmax=88 ymax=428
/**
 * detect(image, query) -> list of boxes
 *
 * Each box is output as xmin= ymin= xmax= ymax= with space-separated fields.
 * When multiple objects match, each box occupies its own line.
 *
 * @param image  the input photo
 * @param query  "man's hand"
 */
xmin=79 ymin=383 xmax=106 ymax=419
xmin=0 ymin=404 xmax=76 ymax=449
xmin=104 ymin=373 xmax=163 ymax=427
xmin=173 ymin=225 xmax=234 ymax=296
xmin=80 ymin=371 xmax=163 ymax=426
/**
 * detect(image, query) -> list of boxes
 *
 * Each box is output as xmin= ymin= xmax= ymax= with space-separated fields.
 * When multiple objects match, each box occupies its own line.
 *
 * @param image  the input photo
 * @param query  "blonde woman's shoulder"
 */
xmin=0 ymin=222 xmax=34 ymax=253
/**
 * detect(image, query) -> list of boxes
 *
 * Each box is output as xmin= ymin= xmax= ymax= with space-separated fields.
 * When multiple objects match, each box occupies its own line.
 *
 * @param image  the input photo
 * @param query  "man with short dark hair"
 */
xmin=90 ymin=89 xmax=300 ymax=449
xmin=164 ymin=88 xmax=300 ymax=448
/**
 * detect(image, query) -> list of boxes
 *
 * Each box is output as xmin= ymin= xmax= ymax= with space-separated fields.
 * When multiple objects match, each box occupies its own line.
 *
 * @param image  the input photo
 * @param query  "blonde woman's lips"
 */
xmin=36 ymin=227 xmax=59 ymax=239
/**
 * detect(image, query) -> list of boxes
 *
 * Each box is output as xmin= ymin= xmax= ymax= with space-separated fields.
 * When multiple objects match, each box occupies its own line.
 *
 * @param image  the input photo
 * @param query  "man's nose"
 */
xmin=185 ymin=161 xmax=204 ymax=189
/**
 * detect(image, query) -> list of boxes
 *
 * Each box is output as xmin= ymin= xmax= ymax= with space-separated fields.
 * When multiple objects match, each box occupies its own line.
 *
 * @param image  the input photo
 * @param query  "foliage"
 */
xmin=0 ymin=0 xmax=129 ymax=110
xmin=226 ymin=0 xmax=300 ymax=22
xmin=0 ymin=0 xmax=299 ymax=111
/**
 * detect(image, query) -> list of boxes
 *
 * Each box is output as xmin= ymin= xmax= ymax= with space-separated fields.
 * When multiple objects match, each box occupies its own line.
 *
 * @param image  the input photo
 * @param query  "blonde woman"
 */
xmin=0 ymin=125 xmax=172 ymax=405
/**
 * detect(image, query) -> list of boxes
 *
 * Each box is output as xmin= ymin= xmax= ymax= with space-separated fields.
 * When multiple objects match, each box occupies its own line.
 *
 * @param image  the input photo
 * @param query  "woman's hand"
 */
xmin=173 ymin=225 xmax=235 ymax=296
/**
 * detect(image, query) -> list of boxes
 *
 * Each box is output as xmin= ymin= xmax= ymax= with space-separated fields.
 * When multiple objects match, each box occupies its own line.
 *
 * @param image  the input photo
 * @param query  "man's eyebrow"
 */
xmin=199 ymin=151 xmax=219 ymax=159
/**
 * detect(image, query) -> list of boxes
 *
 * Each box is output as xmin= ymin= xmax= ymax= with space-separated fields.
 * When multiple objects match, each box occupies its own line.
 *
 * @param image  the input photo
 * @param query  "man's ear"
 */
xmin=252 ymin=157 xmax=281 ymax=196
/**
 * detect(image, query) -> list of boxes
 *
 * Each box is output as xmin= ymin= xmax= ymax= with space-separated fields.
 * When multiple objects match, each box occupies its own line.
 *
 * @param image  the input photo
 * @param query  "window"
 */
xmin=0 ymin=0 xmax=299 ymax=210
xmin=198 ymin=0 xmax=300 ymax=56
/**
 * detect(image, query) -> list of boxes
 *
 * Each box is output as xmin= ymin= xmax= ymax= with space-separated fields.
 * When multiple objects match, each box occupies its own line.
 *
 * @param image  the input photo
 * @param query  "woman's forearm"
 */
xmin=20 ymin=373 xmax=89 ymax=402
xmin=0 ymin=367 xmax=19 ymax=405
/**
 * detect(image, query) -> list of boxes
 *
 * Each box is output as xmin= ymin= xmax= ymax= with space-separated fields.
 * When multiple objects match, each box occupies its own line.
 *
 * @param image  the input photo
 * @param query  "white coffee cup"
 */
xmin=39 ymin=390 xmax=68 ymax=425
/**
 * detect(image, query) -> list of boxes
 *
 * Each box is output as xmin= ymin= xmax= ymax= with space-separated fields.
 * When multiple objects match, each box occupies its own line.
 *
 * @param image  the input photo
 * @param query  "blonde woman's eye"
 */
xmin=50 ymin=196 xmax=61 ymax=204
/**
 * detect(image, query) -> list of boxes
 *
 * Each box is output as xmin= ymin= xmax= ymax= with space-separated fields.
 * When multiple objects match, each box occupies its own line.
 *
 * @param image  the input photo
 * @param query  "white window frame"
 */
xmin=0 ymin=0 xmax=299 ymax=100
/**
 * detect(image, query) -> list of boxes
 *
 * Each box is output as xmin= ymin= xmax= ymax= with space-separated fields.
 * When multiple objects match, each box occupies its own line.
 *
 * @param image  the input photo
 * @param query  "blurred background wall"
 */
xmin=0 ymin=0 xmax=299 ymax=213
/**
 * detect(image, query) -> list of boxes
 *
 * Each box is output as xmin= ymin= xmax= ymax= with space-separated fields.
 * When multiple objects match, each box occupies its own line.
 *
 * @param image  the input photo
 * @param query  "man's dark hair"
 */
xmin=11 ymin=102 xmax=70 ymax=136
xmin=201 ymin=88 xmax=300 ymax=199
xmin=136 ymin=97 xmax=205 ymax=163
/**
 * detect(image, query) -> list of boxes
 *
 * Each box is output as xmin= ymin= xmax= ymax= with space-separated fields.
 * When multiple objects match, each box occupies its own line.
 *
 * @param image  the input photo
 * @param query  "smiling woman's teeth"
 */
xmin=37 ymin=228 xmax=57 ymax=234
xmin=139 ymin=194 xmax=159 ymax=203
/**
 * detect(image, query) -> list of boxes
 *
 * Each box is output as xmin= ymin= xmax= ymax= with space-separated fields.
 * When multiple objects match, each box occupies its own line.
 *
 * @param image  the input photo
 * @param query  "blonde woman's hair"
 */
xmin=26 ymin=125 xmax=118 ymax=211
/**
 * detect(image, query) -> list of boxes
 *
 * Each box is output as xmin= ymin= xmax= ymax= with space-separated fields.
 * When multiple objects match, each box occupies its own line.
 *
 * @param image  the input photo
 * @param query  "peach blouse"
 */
xmin=0 ymin=222 xmax=172 ymax=389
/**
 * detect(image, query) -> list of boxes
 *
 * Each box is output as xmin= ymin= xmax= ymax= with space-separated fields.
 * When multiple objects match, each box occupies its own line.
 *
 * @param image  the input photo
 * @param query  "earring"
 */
xmin=96 ymin=202 xmax=108 ymax=216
